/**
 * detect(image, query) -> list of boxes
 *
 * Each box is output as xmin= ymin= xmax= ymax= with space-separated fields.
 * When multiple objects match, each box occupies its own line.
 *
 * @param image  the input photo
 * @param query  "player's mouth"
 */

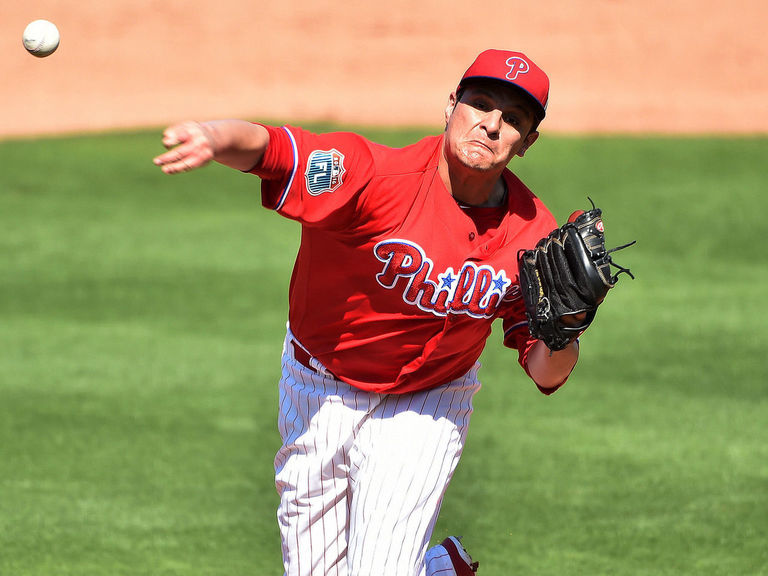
xmin=468 ymin=139 xmax=494 ymax=154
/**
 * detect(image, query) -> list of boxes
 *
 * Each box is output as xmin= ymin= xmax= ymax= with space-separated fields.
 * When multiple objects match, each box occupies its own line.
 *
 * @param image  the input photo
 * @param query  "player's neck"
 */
xmin=444 ymin=170 xmax=507 ymax=207
xmin=438 ymin=148 xmax=507 ymax=207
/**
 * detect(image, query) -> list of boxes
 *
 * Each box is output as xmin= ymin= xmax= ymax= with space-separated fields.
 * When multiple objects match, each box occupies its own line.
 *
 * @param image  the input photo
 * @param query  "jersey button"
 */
xmin=468 ymin=232 xmax=476 ymax=241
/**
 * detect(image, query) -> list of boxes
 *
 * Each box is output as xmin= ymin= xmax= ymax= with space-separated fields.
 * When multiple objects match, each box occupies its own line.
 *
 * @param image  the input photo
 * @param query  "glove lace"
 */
xmin=606 ymin=240 xmax=637 ymax=281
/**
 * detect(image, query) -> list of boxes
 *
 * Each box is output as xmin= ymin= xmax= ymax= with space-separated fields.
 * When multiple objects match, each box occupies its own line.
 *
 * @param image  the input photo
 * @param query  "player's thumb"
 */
xmin=161 ymin=125 xmax=189 ymax=149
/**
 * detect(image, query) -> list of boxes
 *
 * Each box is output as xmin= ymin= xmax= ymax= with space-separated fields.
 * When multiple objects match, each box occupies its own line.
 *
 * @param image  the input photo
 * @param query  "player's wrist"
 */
xmin=527 ymin=338 xmax=579 ymax=389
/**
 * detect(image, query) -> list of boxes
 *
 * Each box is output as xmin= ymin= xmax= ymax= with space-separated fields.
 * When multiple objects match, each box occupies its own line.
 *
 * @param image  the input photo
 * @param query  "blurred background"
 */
xmin=3 ymin=0 xmax=767 ymax=138
xmin=2 ymin=2 xmax=767 ymax=576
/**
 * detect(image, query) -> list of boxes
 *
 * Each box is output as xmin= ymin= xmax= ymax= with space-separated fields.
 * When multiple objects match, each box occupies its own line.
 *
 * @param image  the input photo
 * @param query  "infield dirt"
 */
xmin=3 ymin=0 xmax=766 ymax=138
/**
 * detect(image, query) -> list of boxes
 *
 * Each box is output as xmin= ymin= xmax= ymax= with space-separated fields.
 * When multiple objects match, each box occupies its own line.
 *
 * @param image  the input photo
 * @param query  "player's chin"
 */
xmin=460 ymin=147 xmax=500 ymax=172
xmin=459 ymin=154 xmax=504 ymax=173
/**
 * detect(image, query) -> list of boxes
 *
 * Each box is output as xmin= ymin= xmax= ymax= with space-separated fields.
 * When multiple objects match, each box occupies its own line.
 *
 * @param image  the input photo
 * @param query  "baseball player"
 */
xmin=154 ymin=49 xmax=580 ymax=576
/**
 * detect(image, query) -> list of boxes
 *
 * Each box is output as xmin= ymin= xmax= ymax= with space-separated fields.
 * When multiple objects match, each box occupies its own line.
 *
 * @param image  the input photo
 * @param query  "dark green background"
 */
xmin=1 ymin=129 xmax=766 ymax=575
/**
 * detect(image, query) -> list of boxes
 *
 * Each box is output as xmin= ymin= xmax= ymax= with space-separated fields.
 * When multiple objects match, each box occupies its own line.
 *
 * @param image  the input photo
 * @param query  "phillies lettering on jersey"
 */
xmin=374 ymin=239 xmax=511 ymax=318
xmin=253 ymin=124 xmax=558 ymax=393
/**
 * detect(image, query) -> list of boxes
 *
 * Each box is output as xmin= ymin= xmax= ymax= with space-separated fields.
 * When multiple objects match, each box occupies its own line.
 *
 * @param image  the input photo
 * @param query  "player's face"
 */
xmin=444 ymin=82 xmax=539 ymax=173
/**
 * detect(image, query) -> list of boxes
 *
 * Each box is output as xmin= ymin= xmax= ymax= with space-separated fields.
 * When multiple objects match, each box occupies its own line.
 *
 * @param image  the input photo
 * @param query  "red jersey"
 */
xmin=252 ymin=124 xmax=558 ymax=394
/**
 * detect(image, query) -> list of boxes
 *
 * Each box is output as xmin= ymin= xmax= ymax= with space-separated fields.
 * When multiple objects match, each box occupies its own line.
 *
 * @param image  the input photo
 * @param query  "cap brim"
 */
xmin=459 ymin=75 xmax=546 ymax=122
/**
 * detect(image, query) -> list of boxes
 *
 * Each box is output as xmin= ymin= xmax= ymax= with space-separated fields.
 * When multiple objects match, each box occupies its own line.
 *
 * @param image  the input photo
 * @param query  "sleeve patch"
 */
xmin=305 ymin=149 xmax=346 ymax=195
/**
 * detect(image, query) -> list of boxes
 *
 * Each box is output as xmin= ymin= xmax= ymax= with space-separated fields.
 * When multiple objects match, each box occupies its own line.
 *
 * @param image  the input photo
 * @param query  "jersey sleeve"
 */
xmin=250 ymin=124 xmax=376 ymax=230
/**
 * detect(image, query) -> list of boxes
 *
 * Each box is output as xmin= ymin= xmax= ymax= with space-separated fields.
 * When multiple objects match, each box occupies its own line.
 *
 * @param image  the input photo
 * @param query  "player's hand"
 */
xmin=153 ymin=121 xmax=216 ymax=174
xmin=517 ymin=200 xmax=635 ymax=351
xmin=560 ymin=312 xmax=587 ymax=327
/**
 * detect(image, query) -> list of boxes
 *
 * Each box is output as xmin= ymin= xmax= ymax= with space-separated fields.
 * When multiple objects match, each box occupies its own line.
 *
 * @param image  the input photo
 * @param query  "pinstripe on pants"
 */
xmin=274 ymin=331 xmax=480 ymax=576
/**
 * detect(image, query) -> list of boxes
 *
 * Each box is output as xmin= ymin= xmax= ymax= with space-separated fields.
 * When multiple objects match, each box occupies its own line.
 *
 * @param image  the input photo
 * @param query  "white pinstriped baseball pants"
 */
xmin=274 ymin=329 xmax=480 ymax=576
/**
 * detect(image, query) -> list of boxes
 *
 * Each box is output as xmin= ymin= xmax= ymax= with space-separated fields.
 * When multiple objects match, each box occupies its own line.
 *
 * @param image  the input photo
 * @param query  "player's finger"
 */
xmin=161 ymin=132 xmax=181 ymax=149
xmin=161 ymin=121 xmax=210 ymax=153
xmin=154 ymin=143 xmax=213 ymax=174
xmin=157 ymin=157 xmax=197 ymax=175
xmin=153 ymin=147 xmax=185 ymax=167
xmin=560 ymin=311 xmax=587 ymax=327
xmin=154 ymin=122 xmax=215 ymax=173
xmin=154 ymin=133 xmax=195 ymax=161
xmin=160 ymin=125 xmax=189 ymax=149
xmin=155 ymin=155 xmax=197 ymax=174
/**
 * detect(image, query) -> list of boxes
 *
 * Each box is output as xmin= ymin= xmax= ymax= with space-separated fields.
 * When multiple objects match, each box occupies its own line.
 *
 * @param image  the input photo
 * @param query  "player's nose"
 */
xmin=480 ymin=109 xmax=503 ymax=136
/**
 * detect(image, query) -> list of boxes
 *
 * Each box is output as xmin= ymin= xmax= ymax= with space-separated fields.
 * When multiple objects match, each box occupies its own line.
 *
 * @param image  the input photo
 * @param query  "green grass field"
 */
xmin=1 ymin=128 xmax=766 ymax=575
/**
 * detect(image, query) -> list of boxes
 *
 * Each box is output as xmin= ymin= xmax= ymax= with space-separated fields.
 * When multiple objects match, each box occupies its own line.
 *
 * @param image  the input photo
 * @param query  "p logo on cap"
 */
xmin=505 ymin=56 xmax=530 ymax=81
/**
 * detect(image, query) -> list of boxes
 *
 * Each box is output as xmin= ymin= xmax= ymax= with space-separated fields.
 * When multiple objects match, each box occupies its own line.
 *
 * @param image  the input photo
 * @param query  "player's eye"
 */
xmin=503 ymin=114 xmax=520 ymax=126
xmin=468 ymin=96 xmax=491 ymax=111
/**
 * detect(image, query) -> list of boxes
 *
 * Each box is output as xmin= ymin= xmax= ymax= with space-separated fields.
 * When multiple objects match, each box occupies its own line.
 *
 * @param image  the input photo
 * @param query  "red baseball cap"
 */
xmin=458 ymin=49 xmax=550 ymax=124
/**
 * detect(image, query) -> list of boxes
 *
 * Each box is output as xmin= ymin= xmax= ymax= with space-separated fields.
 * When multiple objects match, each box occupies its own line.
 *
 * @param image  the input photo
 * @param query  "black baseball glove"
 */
xmin=517 ymin=199 xmax=635 ymax=351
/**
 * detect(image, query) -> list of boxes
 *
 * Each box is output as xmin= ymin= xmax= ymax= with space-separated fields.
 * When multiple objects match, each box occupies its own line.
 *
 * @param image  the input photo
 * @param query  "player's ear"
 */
xmin=516 ymin=130 xmax=539 ymax=157
xmin=444 ymin=91 xmax=459 ymax=125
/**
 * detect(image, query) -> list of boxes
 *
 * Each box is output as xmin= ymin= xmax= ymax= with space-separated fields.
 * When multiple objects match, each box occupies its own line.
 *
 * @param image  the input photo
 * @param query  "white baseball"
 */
xmin=22 ymin=19 xmax=60 ymax=58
